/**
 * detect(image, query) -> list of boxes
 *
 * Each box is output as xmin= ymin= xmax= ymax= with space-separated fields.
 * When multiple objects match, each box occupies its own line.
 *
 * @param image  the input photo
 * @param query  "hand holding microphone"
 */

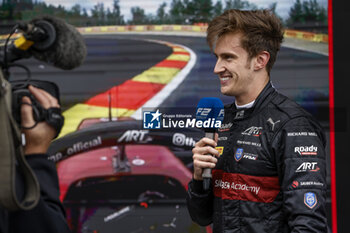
xmin=193 ymin=97 xmax=224 ymax=191
xmin=192 ymin=136 xmax=219 ymax=177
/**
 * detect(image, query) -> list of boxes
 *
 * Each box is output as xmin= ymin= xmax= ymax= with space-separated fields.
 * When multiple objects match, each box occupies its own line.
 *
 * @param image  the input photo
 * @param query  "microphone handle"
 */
xmin=203 ymin=131 xmax=215 ymax=191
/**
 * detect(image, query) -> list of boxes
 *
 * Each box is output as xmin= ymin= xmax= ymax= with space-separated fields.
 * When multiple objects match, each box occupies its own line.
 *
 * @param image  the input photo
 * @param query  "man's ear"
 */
xmin=254 ymin=51 xmax=270 ymax=71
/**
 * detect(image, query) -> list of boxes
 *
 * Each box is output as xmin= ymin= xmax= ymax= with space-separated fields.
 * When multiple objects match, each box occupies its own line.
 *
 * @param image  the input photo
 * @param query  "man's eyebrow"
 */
xmin=215 ymin=52 xmax=238 ymax=58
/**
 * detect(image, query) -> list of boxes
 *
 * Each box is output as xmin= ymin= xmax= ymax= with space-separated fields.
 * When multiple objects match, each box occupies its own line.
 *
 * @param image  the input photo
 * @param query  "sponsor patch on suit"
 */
xmin=216 ymin=147 xmax=224 ymax=157
xmin=304 ymin=192 xmax=317 ymax=209
xmin=235 ymin=148 xmax=243 ymax=162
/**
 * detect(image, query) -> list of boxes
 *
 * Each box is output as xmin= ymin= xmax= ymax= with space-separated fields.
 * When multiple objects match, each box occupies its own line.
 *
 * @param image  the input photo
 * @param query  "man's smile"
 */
xmin=219 ymin=73 xmax=233 ymax=84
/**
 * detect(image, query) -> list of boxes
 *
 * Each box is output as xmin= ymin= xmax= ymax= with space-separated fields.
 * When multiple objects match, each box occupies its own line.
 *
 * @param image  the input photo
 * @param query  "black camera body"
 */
xmin=11 ymin=79 xmax=64 ymax=135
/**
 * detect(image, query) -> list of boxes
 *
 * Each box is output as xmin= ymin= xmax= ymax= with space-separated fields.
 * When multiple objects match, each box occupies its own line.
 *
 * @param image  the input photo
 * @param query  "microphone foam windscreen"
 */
xmin=30 ymin=16 xmax=87 ymax=70
xmin=196 ymin=97 xmax=224 ymax=125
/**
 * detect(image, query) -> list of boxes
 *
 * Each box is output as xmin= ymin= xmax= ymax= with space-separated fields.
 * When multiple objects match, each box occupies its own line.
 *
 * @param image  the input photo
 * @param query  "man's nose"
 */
xmin=214 ymin=59 xmax=225 ymax=74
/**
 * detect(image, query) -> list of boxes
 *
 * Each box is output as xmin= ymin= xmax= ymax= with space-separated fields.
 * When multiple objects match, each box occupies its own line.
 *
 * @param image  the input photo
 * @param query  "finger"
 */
xmin=21 ymin=96 xmax=35 ymax=128
xmin=36 ymin=87 xmax=59 ymax=108
xmin=193 ymin=146 xmax=220 ymax=157
xmin=28 ymin=85 xmax=59 ymax=109
xmin=193 ymin=153 xmax=218 ymax=164
xmin=215 ymin=133 xmax=218 ymax=143
xmin=27 ymin=85 xmax=50 ymax=109
xmin=195 ymin=137 xmax=217 ymax=148
xmin=193 ymin=159 xmax=217 ymax=169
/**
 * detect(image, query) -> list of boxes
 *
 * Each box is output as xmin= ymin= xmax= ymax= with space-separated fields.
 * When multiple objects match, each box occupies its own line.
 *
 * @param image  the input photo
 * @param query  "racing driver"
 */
xmin=186 ymin=9 xmax=328 ymax=233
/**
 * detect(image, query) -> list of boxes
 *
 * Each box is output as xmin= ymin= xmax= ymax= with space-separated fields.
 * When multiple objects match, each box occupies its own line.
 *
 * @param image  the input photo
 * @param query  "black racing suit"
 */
xmin=0 ymin=154 xmax=71 ymax=233
xmin=186 ymin=82 xmax=328 ymax=233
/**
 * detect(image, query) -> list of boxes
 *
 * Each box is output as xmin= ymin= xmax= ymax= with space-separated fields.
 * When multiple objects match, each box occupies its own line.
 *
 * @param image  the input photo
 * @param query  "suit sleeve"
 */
xmin=272 ymin=117 xmax=328 ymax=232
xmin=9 ymin=154 xmax=71 ymax=233
xmin=186 ymin=179 xmax=214 ymax=226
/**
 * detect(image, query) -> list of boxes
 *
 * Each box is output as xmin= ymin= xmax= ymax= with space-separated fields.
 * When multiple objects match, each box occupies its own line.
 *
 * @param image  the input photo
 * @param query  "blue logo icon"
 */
xmin=143 ymin=109 xmax=162 ymax=129
xmin=235 ymin=148 xmax=243 ymax=162
xmin=304 ymin=192 xmax=317 ymax=209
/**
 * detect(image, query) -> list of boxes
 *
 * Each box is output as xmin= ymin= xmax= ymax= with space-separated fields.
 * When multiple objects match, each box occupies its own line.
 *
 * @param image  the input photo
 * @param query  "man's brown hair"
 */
xmin=207 ymin=9 xmax=284 ymax=75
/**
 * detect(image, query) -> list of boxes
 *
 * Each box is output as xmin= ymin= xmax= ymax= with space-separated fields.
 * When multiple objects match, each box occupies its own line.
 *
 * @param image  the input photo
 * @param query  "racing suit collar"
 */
xmin=230 ymin=81 xmax=276 ymax=121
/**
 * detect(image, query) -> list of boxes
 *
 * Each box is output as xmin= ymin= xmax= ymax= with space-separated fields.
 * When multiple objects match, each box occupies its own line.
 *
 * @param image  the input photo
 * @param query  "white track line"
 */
xmin=131 ymin=42 xmax=197 ymax=120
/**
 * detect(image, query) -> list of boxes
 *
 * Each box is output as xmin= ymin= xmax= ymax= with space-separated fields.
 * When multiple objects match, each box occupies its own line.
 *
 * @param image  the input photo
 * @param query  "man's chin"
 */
xmin=220 ymin=87 xmax=234 ymax=96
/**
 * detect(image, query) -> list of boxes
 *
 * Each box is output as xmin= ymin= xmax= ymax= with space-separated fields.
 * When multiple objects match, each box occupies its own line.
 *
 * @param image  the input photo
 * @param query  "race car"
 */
xmin=48 ymin=118 xmax=211 ymax=233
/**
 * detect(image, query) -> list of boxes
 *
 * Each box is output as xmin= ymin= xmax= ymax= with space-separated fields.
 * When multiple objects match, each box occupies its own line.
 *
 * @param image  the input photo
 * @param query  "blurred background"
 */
xmin=0 ymin=0 xmax=328 ymax=33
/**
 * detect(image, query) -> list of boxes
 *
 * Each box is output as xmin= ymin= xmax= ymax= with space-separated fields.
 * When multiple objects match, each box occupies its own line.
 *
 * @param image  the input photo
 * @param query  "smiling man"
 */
xmin=186 ymin=9 xmax=328 ymax=233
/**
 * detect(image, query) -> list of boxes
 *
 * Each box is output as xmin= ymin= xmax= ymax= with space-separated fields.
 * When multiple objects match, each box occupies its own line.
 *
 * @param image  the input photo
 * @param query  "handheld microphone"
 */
xmin=196 ymin=97 xmax=224 ymax=191
xmin=7 ymin=15 xmax=87 ymax=70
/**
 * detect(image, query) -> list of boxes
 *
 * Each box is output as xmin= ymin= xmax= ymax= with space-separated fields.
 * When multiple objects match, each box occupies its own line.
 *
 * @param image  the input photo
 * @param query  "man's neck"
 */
xmin=235 ymin=77 xmax=269 ymax=105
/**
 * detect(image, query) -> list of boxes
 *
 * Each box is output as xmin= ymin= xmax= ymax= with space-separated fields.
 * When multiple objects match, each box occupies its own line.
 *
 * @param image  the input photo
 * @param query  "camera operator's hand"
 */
xmin=192 ymin=134 xmax=219 ymax=180
xmin=21 ymin=85 xmax=60 ymax=155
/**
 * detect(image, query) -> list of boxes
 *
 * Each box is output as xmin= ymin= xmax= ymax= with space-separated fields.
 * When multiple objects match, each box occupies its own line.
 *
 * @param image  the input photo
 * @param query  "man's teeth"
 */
xmin=220 ymin=77 xmax=230 ymax=81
